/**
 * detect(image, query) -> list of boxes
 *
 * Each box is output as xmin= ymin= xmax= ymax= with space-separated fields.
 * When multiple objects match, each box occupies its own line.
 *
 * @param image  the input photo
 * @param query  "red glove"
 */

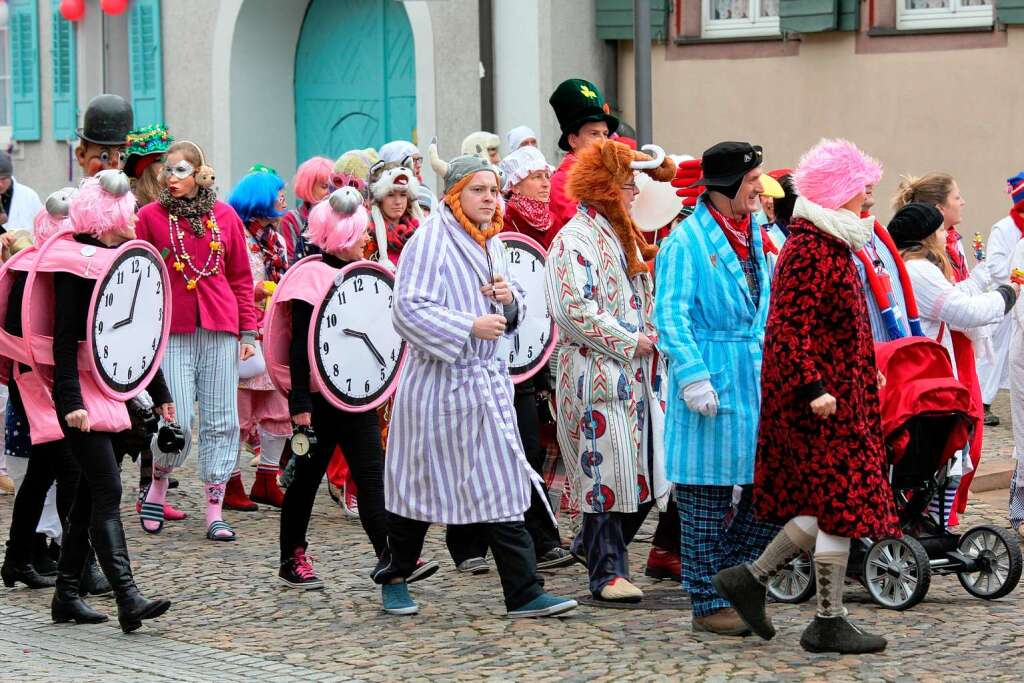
xmin=671 ymin=158 xmax=703 ymax=207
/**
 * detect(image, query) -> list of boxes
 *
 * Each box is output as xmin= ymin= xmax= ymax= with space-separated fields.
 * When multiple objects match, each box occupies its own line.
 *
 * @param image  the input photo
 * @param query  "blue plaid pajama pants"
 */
xmin=675 ymin=484 xmax=779 ymax=617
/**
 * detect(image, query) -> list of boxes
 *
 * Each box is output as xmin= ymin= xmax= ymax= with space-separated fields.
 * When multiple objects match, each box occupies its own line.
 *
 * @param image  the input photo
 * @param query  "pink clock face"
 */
xmin=311 ymin=262 xmax=405 ymax=412
xmin=88 ymin=245 xmax=169 ymax=397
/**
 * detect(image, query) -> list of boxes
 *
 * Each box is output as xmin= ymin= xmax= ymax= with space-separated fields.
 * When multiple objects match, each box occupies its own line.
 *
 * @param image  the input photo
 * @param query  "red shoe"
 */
xmin=135 ymin=500 xmax=188 ymax=521
xmin=224 ymin=472 xmax=259 ymax=511
xmin=644 ymin=546 xmax=681 ymax=582
xmin=249 ymin=467 xmax=284 ymax=507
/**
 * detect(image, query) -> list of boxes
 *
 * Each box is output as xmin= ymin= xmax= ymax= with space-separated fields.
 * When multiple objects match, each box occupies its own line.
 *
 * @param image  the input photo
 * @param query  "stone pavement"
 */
xmin=2 ymin=397 xmax=1024 ymax=682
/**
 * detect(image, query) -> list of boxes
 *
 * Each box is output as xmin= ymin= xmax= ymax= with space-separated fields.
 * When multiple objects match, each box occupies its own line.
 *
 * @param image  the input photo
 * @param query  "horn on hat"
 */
xmin=630 ymin=144 xmax=666 ymax=170
xmin=97 ymin=169 xmax=132 ymax=197
xmin=428 ymin=137 xmax=449 ymax=178
xmin=328 ymin=187 xmax=363 ymax=217
xmin=45 ymin=187 xmax=76 ymax=217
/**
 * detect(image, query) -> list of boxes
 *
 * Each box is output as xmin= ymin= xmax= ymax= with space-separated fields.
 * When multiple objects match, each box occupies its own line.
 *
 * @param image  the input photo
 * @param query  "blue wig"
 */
xmin=228 ymin=171 xmax=285 ymax=225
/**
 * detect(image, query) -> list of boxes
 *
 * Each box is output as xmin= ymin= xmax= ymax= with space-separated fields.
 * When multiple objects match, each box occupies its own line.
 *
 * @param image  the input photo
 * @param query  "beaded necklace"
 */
xmin=168 ymin=211 xmax=223 ymax=290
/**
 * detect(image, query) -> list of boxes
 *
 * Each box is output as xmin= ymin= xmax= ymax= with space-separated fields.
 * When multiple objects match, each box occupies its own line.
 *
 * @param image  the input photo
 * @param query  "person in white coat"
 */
xmin=890 ymin=202 xmax=1018 ymax=527
xmin=976 ymin=171 xmax=1024 ymax=426
xmin=1005 ymin=233 xmax=1024 ymax=531
xmin=0 ymin=152 xmax=42 ymax=232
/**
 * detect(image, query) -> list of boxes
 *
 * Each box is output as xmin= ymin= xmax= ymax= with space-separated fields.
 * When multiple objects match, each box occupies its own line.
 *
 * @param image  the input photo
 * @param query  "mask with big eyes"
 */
xmin=77 ymin=143 xmax=127 ymax=176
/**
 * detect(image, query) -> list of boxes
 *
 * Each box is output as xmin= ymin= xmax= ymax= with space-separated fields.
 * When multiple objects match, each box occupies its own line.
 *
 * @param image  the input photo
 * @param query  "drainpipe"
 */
xmin=633 ymin=0 xmax=653 ymax=146
xmin=479 ymin=0 xmax=495 ymax=132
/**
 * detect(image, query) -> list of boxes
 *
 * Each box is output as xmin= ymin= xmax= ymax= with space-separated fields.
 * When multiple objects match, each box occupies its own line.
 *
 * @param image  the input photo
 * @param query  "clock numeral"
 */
xmin=380 ymin=368 xmax=385 ymax=381
xmin=131 ymin=259 xmax=141 ymax=274
xmin=151 ymin=338 xmax=157 ymax=351
xmin=387 ymin=295 xmax=393 ymax=309
xmin=141 ymin=356 xmax=147 ymax=369
xmin=147 ymin=263 xmax=152 ymax=278
xmin=104 ymin=293 xmax=114 ymax=307
xmin=127 ymin=366 xmax=133 ymax=381
xmin=158 ymin=307 xmax=164 ymax=322
xmin=354 ymin=278 xmax=365 ymax=293
xmin=527 ymin=345 xmax=534 ymax=359
xmin=364 ymin=380 xmax=370 ymax=393
xmin=539 ymin=333 xmax=546 ymax=344
xmin=332 ymin=363 xmax=340 ymax=377
xmin=373 ymin=280 xmax=379 ymax=294
xmin=116 ymin=271 xmax=125 ymax=285
xmin=510 ymin=251 xmax=521 ymax=264
xmin=337 ymin=291 xmax=346 ymax=305
xmin=390 ymin=349 xmax=397 ymax=362
xmin=103 ymin=345 xmax=109 ymax=359
xmin=322 ymin=342 xmax=330 ymax=355
xmin=509 ymin=351 xmax=515 ymax=363
xmin=326 ymin=313 xmax=338 ymax=328
xmin=112 ymin=362 xmax=118 ymax=376
xmin=155 ymin=280 xmax=162 ymax=295
xmin=345 ymin=378 xmax=352 ymax=391
xmin=97 ymin=321 xmax=104 ymax=334
xmin=531 ymin=260 xmax=537 ymax=273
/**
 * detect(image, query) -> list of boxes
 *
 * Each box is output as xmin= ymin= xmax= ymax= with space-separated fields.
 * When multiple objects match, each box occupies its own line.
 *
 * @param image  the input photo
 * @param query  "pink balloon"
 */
xmin=59 ymin=0 xmax=85 ymax=22
xmin=100 ymin=0 xmax=129 ymax=16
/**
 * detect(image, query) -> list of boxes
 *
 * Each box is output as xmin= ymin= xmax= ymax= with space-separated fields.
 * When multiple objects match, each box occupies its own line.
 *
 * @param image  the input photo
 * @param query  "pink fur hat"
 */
xmin=305 ymin=187 xmax=368 ymax=253
xmin=68 ymin=171 xmax=137 ymax=237
xmin=793 ymin=138 xmax=883 ymax=210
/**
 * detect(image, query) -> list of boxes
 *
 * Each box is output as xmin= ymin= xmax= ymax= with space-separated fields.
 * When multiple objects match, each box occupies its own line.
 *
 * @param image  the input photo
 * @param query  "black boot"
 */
xmin=91 ymin=518 xmax=170 ymax=633
xmin=1 ymin=540 xmax=56 ymax=589
xmin=800 ymin=614 xmax=887 ymax=654
xmin=33 ymin=533 xmax=58 ymax=577
xmin=50 ymin=522 xmax=108 ymax=624
xmin=80 ymin=547 xmax=112 ymax=596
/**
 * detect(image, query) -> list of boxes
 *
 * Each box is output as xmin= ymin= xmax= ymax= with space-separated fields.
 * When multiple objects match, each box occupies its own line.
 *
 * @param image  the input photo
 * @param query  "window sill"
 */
xmin=675 ymin=33 xmax=790 ymax=45
xmin=867 ymin=24 xmax=996 ymax=36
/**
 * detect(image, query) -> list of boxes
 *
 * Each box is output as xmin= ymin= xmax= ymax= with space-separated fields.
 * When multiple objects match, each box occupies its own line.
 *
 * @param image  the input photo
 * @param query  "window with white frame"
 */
xmin=0 ymin=23 xmax=9 ymax=129
xmin=702 ymin=0 xmax=780 ymax=38
xmin=897 ymin=0 xmax=993 ymax=29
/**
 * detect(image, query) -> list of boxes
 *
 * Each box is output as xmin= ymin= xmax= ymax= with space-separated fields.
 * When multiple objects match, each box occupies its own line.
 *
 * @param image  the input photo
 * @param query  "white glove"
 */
xmin=683 ymin=379 xmax=718 ymax=417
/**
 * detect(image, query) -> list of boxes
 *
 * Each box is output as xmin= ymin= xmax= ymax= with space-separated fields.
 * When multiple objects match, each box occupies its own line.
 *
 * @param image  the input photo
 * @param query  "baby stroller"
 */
xmin=767 ymin=337 xmax=1022 ymax=610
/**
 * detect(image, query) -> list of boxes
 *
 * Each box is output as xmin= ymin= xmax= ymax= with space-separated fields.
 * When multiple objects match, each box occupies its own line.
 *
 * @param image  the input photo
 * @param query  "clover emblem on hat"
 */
xmin=580 ymin=84 xmax=597 ymax=99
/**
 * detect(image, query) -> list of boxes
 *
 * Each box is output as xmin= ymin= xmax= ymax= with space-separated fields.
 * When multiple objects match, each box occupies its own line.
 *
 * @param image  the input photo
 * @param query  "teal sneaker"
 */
xmin=507 ymin=592 xmax=578 ymax=619
xmin=381 ymin=582 xmax=418 ymax=615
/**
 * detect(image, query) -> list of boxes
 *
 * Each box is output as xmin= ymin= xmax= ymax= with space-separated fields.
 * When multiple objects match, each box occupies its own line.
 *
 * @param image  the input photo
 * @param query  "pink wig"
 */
xmin=793 ymin=138 xmax=883 ymax=210
xmin=33 ymin=209 xmax=69 ymax=242
xmin=293 ymin=156 xmax=334 ymax=205
xmin=304 ymin=187 xmax=369 ymax=253
xmin=68 ymin=175 xmax=137 ymax=238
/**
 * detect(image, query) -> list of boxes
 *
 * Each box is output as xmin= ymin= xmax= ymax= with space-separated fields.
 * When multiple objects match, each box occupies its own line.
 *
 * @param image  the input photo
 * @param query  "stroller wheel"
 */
xmin=862 ymin=536 xmax=931 ymax=610
xmin=766 ymin=551 xmax=815 ymax=604
xmin=956 ymin=525 xmax=1023 ymax=600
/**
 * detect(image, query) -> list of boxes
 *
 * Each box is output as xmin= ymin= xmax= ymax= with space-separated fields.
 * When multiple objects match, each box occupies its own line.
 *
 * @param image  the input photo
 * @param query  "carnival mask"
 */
xmin=164 ymin=160 xmax=195 ymax=179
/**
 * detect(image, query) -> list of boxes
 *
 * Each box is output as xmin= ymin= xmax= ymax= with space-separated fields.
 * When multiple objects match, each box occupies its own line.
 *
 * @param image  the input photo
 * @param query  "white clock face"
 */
xmin=314 ymin=265 xmax=404 ymax=407
xmin=91 ymin=248 xmax=167 ymax=393
xmin=497 ymin=239 xmax=555 ymax=377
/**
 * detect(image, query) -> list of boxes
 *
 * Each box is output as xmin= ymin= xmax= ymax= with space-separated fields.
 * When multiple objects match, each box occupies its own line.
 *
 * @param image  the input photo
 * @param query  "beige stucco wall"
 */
xmin=619 ymin=31 xmax=1024 ymax=240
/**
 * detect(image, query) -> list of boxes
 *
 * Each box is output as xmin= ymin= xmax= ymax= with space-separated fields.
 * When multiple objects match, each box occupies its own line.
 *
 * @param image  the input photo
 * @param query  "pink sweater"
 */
xmin=136 ymin=199 xmax=258 ymax=336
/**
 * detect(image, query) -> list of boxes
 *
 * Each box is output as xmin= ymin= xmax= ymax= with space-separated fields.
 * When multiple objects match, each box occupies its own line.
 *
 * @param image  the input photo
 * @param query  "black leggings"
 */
xmin=279 ymin=394 xmax=387 ymax=562
xmin=64 ymin=431 xmax=124 ymax=533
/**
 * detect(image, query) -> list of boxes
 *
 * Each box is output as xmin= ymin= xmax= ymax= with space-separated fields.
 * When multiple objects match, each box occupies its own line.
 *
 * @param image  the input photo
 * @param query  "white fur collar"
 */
xmin=792 ymin=196 xmax=874 ymax=250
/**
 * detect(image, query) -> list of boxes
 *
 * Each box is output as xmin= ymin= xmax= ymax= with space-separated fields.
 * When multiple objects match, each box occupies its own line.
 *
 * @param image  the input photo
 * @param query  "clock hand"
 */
xmin=112 ymin=273 xmax=143 ymax=330
xmin=343 ymin=328 xmax=386 ymax=367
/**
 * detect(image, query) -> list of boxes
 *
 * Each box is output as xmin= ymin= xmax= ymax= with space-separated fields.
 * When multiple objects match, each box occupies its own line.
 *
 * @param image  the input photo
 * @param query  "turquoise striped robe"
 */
xmin=653 ymin=198 xmax=770 ymax=486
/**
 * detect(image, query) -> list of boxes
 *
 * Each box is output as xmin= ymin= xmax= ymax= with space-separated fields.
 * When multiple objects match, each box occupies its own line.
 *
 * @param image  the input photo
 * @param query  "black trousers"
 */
xmin=374 ymin=513 xmax=545 ymax=611
xmin=279 ymin=394 xmax=387 ymax=562
xmin=446 ymin=387 xmax=561 ymax=564
xmin=6 ymin=439 xmax=77 ymax=557
xmin=63 ymin=430 xmax=126 ymax=550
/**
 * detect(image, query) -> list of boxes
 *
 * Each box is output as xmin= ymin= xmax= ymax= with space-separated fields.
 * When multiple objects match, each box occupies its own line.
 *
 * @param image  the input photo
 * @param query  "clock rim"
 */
xmin=496 ymin=231 xmax=558 ymax=384
xmin=86 ymin=241 xmax=172 ymax=401
xmin=310 ymin=260 xmax=407 ymax=413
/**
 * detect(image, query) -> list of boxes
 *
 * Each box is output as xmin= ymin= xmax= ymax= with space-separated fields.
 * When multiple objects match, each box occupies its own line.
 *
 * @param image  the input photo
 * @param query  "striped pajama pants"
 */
xmin=675 ymin=484 xmax=779 ymax=617
xmin=155 ymin=329 xmax=240 ymax=484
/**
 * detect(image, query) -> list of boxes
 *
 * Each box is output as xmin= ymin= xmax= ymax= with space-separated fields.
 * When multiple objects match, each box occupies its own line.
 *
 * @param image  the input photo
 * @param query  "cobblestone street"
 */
xmin=1 ymin=393 xmax=1022 ymax=682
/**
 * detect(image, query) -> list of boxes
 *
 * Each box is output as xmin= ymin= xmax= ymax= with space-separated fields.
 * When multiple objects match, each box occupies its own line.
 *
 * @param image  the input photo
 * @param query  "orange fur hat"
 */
xmin=567 ymin=140 xmax=676 ymax=276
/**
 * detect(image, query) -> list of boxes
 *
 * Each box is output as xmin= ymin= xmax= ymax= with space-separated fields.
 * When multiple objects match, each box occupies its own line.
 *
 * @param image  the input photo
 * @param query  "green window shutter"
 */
xmin=10 ymin=0 xmax=41 ymax=141
xmin=780 ymin=0 xmax=838 ymax=32
xmin=51 ymin=0 xmax=77 ymax=141
xmin=838 ymin=0 xmax=860 ymax=31
xmin=128 ymin=0 xmax=163 ymax=125
xmin=997 ymin=0 xmax=1024 ymax=24
xmin=595 ymin=0 xmax=670 ymax=41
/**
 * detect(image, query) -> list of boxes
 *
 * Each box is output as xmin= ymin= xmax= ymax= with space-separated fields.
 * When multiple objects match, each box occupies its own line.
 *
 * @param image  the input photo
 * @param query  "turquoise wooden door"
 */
xmin=294 ymin=0 xmax=416 ymax=162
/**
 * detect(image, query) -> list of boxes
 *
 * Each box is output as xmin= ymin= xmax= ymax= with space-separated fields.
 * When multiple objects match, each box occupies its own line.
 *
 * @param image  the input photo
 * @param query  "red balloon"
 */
xmin=59 ymin=0 xmax=85 ymax=22
xmin=100 ymin=0 xmax=130 ymax=16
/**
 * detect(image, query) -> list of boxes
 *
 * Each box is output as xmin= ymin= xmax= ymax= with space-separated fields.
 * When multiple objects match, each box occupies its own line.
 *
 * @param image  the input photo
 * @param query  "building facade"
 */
xmin=6 ymin=0 xmax=611 ymax=198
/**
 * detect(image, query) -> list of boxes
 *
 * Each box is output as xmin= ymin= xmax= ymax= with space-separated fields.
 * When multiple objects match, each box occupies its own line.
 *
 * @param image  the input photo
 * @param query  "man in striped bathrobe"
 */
xmin=653 ymin=142 xmax=780 ymax=636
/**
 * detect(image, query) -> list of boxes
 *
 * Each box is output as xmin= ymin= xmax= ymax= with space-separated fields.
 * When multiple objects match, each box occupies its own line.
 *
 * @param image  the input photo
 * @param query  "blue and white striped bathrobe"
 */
xmin=652 ymin=198 xmax=770 ymax=486
xmin=385 ymin=204 xmax=547 ymax=524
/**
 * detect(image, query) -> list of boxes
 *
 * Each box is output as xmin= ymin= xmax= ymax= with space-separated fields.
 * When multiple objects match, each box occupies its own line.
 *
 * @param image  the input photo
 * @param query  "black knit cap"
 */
xmin=887 ymin=202 xmax=945 ymax=249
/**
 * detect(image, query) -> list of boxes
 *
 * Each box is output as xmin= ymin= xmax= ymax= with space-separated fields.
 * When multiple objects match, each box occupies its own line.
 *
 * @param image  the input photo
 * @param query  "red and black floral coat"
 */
xmin=754 ymin=218 xmax=900 ymax=538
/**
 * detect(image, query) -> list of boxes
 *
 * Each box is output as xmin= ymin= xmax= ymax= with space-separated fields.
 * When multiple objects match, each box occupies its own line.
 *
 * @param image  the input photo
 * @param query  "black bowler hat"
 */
xmin=692 ymin=141 xmax=764 ymax=188
xmin=78 ymin=94 xmax=134 ymax=146
xmin=888 ymin=202 xmax=944 ymax=249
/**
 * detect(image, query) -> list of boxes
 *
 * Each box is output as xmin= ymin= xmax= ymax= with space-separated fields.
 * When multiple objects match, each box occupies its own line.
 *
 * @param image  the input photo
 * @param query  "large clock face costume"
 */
xmin=312 ymin=262 xmax=404 ymax=410
xmin=88 ymin=246 xmax=169 ymax=396
xmin=495 ymin=232 xmax=557 ymax=383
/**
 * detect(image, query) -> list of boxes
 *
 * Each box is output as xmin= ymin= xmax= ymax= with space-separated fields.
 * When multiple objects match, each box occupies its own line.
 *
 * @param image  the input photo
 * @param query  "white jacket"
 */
xmin=906 ymin=257 xmax=1007 ymax=378
xmin=5 ymin=178 xmax=42 ymax=231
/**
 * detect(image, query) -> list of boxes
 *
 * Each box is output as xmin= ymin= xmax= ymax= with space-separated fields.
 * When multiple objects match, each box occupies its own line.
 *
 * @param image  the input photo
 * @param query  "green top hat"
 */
xmin=123 ymin=124 xmax=173 ymax=178
xmin=549 ymin=78 xmax=619 ymax=152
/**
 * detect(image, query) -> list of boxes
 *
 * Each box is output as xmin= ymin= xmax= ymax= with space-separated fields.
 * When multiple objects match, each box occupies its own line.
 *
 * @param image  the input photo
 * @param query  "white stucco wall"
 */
xmin=428 ymin=0 xmax=482 ymax=161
